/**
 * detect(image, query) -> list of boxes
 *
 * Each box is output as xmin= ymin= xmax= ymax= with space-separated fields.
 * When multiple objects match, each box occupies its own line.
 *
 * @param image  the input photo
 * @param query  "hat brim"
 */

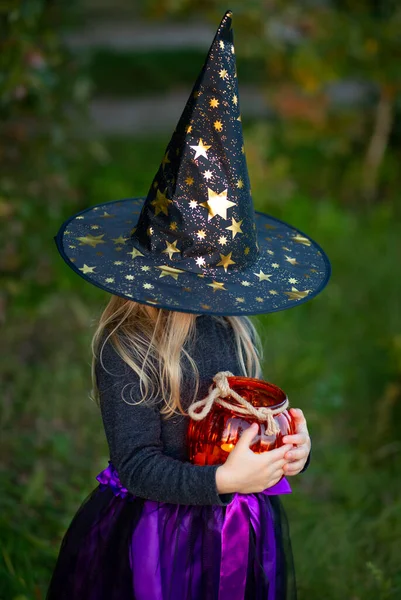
xmin=54 ymin=197 xmax=331 ymax=316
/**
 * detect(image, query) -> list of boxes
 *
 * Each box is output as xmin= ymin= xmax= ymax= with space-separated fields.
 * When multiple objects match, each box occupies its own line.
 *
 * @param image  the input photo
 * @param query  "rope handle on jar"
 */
xmin=187 ymin=371 xmax=289 ymax=436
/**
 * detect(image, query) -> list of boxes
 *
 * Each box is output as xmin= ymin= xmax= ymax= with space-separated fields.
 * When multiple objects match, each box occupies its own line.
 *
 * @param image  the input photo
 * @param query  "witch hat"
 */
xmin=54 ymin=10 xmax=331 ymax=316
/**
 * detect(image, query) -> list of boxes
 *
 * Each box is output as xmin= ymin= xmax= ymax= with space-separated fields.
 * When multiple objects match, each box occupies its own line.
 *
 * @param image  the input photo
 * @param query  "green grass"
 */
xmin=1 ymin=135 xmax=401 ymax=599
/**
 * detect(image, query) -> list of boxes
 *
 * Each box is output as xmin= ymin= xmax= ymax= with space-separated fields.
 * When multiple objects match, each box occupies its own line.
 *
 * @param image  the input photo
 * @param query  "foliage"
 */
xmin=142 ymin=0 xmax=401 ymax=206
xmin=1 ymin=135 xmax=401 ymax=598
xmin=1 ymin=2 xmax=401 ymax=599
xmin=88 ymin=48 xmax=264 ymax=96
xmin=0 ymin=0 xmax=104 ymax=320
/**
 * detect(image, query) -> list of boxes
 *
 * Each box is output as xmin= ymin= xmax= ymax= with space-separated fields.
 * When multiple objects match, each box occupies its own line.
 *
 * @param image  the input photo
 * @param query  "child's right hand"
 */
xmin=216 ymin=423 xmax=294 ymax=495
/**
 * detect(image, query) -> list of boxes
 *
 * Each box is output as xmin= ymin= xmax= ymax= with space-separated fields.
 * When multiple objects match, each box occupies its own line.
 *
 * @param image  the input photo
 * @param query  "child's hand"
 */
xmin=281 ymin=408 xmax=311 ymax=476
xmin=216 ymin=424 xmax=294 ymax=495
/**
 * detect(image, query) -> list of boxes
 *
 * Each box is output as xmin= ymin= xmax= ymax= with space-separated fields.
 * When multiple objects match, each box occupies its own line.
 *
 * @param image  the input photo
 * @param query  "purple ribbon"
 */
xmin=218 ymin=477 xmax=291 ymax=600
xmin=95 ymin=461 xmax=291 ymax=599
xmin=96 ymin=460 xmax=131 ymax=499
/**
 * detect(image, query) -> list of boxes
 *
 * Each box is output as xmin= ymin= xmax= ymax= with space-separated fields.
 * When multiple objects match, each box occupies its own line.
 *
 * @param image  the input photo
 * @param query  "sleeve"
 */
xmin=96 ymin=336 xmax=235 ymax=506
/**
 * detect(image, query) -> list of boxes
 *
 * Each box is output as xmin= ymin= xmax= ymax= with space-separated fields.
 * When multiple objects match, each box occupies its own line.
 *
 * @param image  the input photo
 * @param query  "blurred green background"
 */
xmin=1 ymin=0 xmax=401 ymax=598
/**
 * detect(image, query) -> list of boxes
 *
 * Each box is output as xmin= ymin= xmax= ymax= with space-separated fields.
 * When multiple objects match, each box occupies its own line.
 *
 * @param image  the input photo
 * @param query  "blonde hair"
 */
xmin=90 ymin=296 xmax=264 ymax=420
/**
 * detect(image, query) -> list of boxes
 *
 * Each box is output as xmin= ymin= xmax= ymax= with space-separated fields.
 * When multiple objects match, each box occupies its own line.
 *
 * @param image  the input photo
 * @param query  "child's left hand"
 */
xmin=281 ymin=408 xmax=311 ymax=476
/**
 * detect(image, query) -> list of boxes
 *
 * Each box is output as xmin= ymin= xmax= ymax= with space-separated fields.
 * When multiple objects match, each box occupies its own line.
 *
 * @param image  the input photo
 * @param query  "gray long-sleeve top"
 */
xmin=96 ymin=314 xmax=310 ymax=506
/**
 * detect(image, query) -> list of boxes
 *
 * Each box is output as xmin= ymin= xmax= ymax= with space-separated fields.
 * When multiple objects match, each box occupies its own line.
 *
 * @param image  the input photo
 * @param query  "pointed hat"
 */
xmin=54 ymin=10 xmax=331 ymax=316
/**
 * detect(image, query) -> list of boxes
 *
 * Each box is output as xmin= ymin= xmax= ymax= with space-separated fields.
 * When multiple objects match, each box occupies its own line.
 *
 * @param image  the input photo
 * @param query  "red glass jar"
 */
xmin=187 ymin=376 xmax=296 ymax=467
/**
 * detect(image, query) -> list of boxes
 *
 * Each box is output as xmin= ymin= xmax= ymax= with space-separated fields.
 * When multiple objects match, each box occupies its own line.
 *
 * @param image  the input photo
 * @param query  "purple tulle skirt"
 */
xmin=46 ymin=461 xmax=297 ymax=599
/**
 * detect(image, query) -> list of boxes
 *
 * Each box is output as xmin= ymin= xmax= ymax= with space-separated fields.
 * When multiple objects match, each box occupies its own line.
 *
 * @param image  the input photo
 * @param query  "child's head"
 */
xmin=90 ymin=295 xmax=263 ymax=419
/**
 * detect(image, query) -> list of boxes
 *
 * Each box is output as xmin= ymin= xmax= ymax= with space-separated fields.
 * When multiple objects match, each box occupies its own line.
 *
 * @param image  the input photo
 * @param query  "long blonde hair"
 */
xmin=90 ymin=296 xmax=264 ymax=420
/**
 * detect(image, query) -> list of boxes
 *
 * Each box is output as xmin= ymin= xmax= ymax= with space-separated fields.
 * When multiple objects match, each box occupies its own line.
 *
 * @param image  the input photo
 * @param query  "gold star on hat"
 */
xmin=200 ymin=188 xmax=236 ymax=221
xmin=190 ymin=138 xmax=212 ymax=160
xmin=217 ymin=252 xmax=236 ymax=272
xmin=162 ymin=240 xmax=181 ymax=260
xmin=76 ymin=234 xmax=106 ymax=248
xmin=54 ymin=10 xmax=331 ymax=317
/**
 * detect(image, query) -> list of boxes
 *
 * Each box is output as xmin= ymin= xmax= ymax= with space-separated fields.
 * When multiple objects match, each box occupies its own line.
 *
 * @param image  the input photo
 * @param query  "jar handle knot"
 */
xmin=213 ymin=370 xmax=235 ymax=397
xmin=187 ymin=371 xmax=288 ymax=436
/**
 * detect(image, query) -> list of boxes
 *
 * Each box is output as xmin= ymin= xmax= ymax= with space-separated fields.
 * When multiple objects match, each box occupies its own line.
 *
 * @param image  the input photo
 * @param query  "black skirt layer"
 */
xmin=46 ymin=473 xmax=297 ymax=599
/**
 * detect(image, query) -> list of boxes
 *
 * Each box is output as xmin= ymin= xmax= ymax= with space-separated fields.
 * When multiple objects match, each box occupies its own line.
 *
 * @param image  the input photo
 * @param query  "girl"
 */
xmin=48 ymin=9 xmax=329 ymax=599
xmin=46 ymin=299 xmax=311 ymax=599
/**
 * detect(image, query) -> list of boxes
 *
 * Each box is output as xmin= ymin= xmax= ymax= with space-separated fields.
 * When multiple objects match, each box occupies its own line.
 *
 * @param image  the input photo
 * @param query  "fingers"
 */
xmin=261 ymin=442 xmax=308 ymax=473
xmin=282 ymin=433 xmax=308 ymax=445
xmin=287 ymin=408 xmax=309 ymax=434
xmin=267 ymin=444 xmax=294 ymax=459
xmin=283 ymin=460 xmax=304 ymax=476
xmin=259 ymin=444 xmax=293 ymax=468
xmin=276 ymin=457 xmax=292 ymax=469
xmin=289 ymin=408 xmax=306 ymax=422
xmin=271 ymin=470 xmax=285 ymax=484
xmin=283 ymin=445 xmax=309 ymax=462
